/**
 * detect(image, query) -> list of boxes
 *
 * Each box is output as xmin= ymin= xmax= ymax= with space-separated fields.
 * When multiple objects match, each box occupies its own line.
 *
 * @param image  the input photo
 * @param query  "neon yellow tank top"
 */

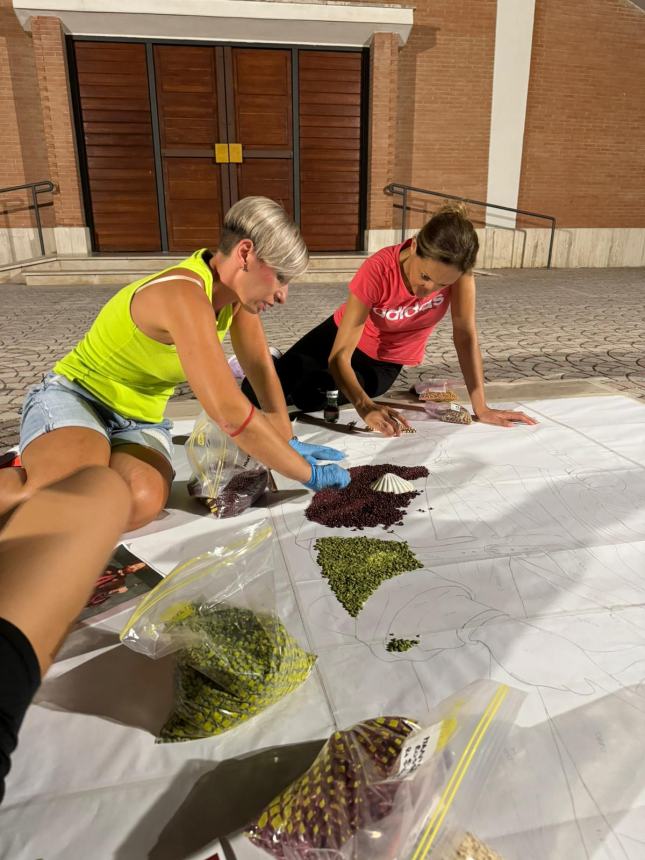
xmin=54 ymin=249 xmax=234 ymax=424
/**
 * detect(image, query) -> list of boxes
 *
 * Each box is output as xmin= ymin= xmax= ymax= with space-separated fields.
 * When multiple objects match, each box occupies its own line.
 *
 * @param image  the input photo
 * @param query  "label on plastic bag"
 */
xmin=449 ymin=402 xmax=461 ymax=413
xmin=397 ymin=722 xmax=441 ymax=779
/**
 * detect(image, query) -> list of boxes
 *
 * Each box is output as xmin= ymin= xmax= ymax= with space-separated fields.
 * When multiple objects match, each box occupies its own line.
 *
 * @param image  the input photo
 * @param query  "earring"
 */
xmin=242 ymin=263 xmax=248 ymax=272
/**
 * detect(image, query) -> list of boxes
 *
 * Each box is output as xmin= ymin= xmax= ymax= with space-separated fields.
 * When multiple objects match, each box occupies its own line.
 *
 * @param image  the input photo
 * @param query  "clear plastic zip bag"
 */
xmin=414 ymin=380 xmax=459 ymax=403
xmin=186 ymin=410 xmax=269 ymax=517
xmin=246 ymin=681 xmax=524 ymax=859
xmin=423 ymin=402 xmax=472 ymax=426
xmin=120 ymin=522 xmax=316 ymax=741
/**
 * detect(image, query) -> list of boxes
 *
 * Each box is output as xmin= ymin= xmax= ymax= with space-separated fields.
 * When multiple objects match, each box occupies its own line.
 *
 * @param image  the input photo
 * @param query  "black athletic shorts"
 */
xmin=242 ymin=315 xmax=403 ymax=412
xmin=0 ymin=617 xmax=40 ymax=804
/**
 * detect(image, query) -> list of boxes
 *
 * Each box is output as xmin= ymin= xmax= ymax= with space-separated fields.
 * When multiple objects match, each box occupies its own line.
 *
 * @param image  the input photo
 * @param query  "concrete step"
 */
xmin=0 ymin=254 xmax=58 ymax=284
xmin=307 ymin=255 xmax=366 ymax=271
xmin=39 ymin=253 xmax=366 ymax=272
xmin=22 ymin=253 xmax=366 ymax=286
xmin=30 ymin=255 xmax=182 ymax=273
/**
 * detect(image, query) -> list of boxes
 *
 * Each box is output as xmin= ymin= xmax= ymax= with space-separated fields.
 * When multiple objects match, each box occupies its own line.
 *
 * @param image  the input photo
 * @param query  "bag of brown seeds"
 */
xmin=414 ymin=380 xmax=459 ymax=403
xmin=424 ymin=402 xmax=473 ymax=425
xmin=185 ymin=411 xmax=269 ymax=517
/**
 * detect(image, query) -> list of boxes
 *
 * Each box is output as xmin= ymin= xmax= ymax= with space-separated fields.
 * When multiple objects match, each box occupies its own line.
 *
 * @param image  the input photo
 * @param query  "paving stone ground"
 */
xmin=1 ymin=267 xmax=643 ymax=449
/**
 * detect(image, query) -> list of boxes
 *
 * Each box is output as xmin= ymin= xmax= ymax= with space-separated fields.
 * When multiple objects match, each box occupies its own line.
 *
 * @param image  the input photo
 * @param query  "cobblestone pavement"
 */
xmin=1 ymin=267 xmax=643 ymax=449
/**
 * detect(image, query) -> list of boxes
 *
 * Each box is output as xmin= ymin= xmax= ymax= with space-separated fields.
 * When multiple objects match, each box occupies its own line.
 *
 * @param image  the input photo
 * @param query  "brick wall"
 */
xmin=358 ymin=0 xmax=498 ymax=231
xmin=31 ymin=16 xmax=84 ymax=227
xmin=396 ymin=0 xmax=497 ymax=229
xmin=3 ymin=0 xmax=643 ymax=245
xmin=518 ymin=0 xmax=645 ymax=227
xmin=361 ymin=0 xmax=497 ymax=231
xmin=367 ymin=33 xmax=399 ymax=229
xmin=0 ymin=0 xmax=51 ymax=227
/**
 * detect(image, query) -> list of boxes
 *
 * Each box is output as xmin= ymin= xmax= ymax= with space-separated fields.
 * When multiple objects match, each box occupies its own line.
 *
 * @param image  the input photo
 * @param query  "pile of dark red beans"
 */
xmin=306 ymin=463 xmax=428 ymax=530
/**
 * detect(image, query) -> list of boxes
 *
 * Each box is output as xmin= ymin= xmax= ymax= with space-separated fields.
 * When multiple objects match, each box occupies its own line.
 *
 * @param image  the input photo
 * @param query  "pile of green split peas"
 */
xmin=386 ymin=636 xmax=420 ymax=653
xmin=314 ymin=536 xmax=422 ymax=621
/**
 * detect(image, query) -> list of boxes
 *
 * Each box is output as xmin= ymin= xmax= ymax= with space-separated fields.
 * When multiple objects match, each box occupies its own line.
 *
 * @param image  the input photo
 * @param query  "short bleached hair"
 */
xmin=219 ymin=196 xmax=309 ymax=284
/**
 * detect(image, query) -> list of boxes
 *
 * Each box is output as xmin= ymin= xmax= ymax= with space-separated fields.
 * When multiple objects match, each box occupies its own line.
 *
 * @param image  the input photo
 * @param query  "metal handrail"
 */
xmin=0 ymin=180 xmax=55 ymax=259
xmin=385 ymin=182 xmax=557 ymax=269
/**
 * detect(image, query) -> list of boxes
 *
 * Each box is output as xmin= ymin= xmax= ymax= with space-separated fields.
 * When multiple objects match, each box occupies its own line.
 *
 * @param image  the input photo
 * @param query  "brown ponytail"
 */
xmin=415 ymin=202 xmax=479 ymax=273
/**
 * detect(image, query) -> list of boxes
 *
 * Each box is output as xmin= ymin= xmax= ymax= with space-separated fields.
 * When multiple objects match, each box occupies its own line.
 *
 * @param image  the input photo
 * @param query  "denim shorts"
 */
xmin=20 ymin=372 xmax=174 ymax=464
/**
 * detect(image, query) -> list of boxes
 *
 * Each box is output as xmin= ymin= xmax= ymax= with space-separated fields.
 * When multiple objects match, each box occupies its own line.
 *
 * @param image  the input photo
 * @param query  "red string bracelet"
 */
xmin=229 ymin=404 xmax=255 ymax=437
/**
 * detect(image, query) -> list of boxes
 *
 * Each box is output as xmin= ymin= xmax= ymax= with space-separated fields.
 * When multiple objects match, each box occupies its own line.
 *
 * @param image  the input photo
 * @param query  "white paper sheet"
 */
xmin=2 ymin=396 xmax=645 ymax=860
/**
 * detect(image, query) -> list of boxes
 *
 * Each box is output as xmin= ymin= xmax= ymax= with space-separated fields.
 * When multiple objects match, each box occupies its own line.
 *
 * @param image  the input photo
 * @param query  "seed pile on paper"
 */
xmin=314 ymin=536 xmax=423 ymax=617
xmin=386 ymin=635 xmax=420 ymax=653
xmin=452 ymin=832 xmax=505 ymax=860
xmin=159 ymin=605 xmax=315 ymax=742
xmin=246 ymin=716 xmax=418 ymax=858
xmin=306 ymin=464 xmax=429 ymax=530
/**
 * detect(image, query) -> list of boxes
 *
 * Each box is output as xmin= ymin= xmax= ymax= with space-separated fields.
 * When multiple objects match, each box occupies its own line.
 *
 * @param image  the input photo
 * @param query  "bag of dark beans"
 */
xmin=121 ymin=522 xmax=316 ymax=742
xmin=185 ymin=411 xmax=269 ymax=517
xmin=246 ymin=716 xmax=420 ymax=858
xmin=246 ymin=681 xmax=525 ymax=860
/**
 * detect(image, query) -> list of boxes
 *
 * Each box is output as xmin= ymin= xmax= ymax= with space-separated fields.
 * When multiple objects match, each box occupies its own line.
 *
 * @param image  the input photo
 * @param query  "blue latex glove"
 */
xmin=289 ymin=438 xmax=346 ymax=466
xmin=305 ymin=463 xmax=351 ymax=491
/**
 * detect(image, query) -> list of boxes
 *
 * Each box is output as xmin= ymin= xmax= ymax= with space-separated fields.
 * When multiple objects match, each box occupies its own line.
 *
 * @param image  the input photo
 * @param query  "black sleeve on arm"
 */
xmin=0 ymin=617 xmax=41 ymax=804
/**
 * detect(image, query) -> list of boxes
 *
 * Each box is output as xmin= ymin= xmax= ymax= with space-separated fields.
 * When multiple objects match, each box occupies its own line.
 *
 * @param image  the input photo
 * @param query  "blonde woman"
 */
xmin=0 ymin=197 xmax=349 ymax=531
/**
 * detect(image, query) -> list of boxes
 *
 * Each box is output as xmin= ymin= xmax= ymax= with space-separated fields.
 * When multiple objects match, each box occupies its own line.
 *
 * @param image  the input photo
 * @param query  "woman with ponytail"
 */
xmin=243 ymin=204 xmax=536 ymax=436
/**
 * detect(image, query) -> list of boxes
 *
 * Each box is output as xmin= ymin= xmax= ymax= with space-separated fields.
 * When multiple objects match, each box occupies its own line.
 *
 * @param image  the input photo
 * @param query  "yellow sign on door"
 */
xmin=214 ymin=143 xmax=229 ymax=163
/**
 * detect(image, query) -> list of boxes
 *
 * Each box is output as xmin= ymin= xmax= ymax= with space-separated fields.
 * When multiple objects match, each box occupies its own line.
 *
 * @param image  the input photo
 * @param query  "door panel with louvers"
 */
xmin=74 ymin=42 xmax=161 ymax=251
xmin=299 ymin=51 xmax=363 ymax=252
xmin=229 ymin=49 xmax=294 ymax=218
xmin=154 ymin=45 xmax=225 ymax=252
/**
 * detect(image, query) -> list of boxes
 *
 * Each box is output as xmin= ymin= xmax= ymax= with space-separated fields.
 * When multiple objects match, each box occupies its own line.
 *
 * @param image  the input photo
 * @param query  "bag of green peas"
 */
xmin=120 ymin=522 xmax=316 ymax=742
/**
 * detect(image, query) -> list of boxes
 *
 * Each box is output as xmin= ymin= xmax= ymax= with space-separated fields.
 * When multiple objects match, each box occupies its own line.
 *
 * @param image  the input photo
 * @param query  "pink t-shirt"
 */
xmin=333 ymin=240 xmax=452 ymax=366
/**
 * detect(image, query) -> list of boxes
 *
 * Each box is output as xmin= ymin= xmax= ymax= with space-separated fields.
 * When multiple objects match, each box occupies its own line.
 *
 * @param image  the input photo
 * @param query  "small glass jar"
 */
xmin=323 ymin=389 xmax=340 ymax=423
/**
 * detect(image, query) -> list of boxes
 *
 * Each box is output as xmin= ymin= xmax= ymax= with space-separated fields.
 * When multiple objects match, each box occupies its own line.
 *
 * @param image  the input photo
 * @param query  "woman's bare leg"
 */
xmin=2 ymin=428 xmax=174 ymax=534
xmin=0 ymin=466 xmax=131 ymax=674
xmin=110 ymin=444 xmax=173 ymax=531
xmin=0 ymin=428 xmax=110 ymax=524
xmin=0 ymin=468 xmax=27 ymax=525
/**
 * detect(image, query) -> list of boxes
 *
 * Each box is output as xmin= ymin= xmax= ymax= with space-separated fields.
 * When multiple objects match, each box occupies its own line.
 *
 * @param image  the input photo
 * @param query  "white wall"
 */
xmin=12 ymin=0 xmax=413 ymax=46
xmin=364 ymin=228 xmax=645 ymax=268
xmin=0 ymin=227 xmax=90 ymax=268
xmin=486 ymin=0 xmax=536 ymax=228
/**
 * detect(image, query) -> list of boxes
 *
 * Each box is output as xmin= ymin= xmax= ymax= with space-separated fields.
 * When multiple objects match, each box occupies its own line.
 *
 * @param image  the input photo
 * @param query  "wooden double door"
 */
xmin=72 ymin=41 xmax=365 ymax=254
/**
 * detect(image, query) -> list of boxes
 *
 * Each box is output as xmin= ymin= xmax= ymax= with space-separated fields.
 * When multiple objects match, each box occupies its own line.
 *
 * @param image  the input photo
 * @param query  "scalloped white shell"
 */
xmin=370 ymin=473 xmax=416 ymax=494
